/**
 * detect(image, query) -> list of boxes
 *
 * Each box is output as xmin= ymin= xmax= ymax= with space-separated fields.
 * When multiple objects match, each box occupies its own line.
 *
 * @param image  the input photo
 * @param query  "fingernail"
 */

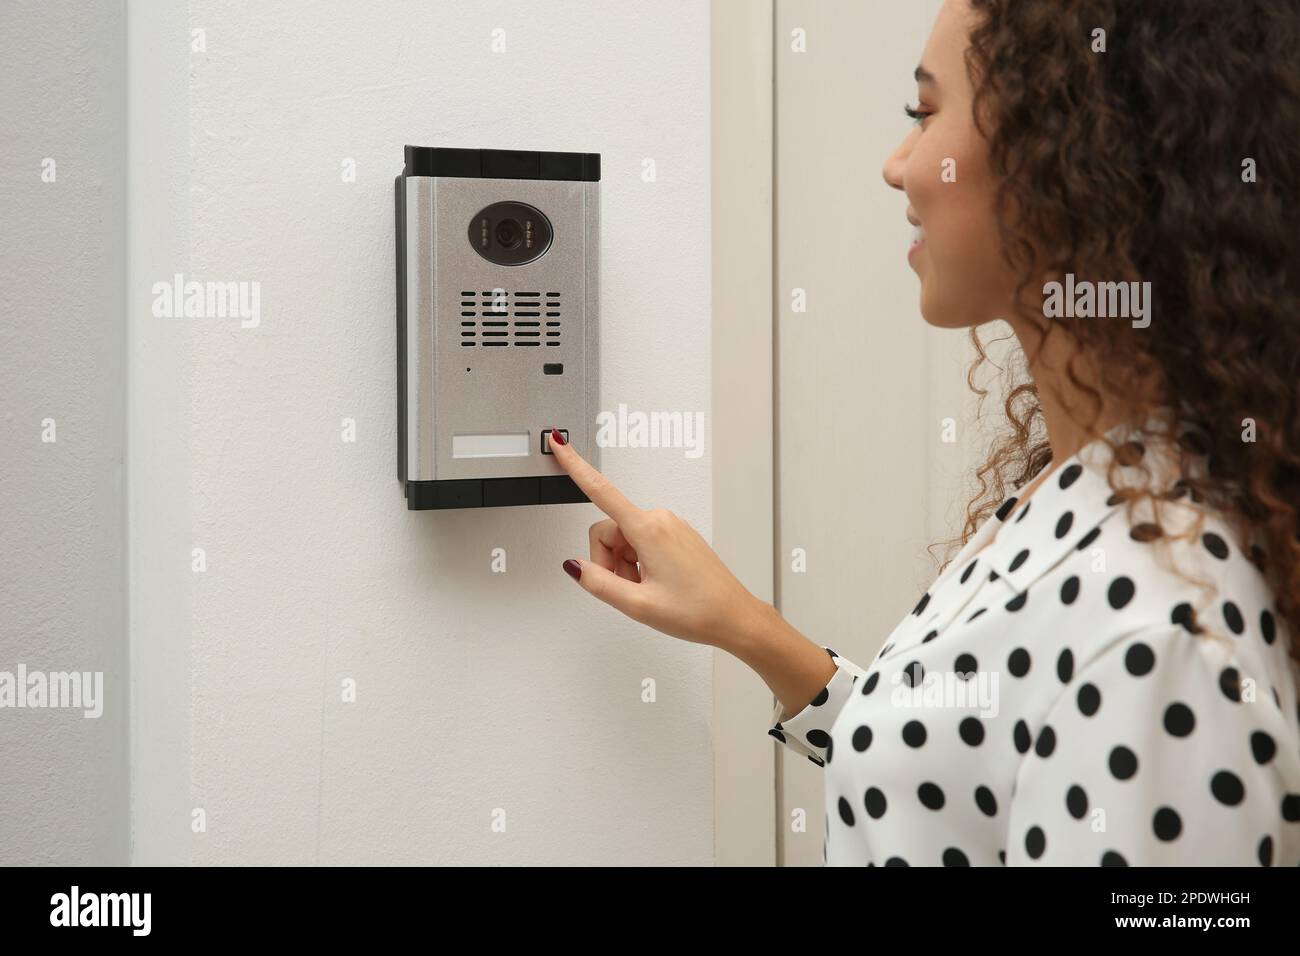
xmin=550 ymin=428 xmax=567 ymax=447
xmin=562 ymin=558 xmax=582 ymax=581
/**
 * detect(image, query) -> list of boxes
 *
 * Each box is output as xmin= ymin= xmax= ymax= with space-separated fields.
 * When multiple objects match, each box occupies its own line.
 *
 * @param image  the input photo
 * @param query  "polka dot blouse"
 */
xmin=769 ymin=423 xmax=1300 ymax=866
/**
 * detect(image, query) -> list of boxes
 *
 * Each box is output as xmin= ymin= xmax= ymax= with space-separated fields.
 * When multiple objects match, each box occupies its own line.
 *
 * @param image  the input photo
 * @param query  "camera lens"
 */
xmin=495 ymin=218 xmax=523 ymax=249
xmin=468 ymin=202 xmax=552 ymax=266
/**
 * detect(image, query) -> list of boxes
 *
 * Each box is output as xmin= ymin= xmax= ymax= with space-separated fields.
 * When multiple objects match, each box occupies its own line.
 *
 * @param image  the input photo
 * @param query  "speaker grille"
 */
xmin=457 ymin=290 xmax=562 ymax=347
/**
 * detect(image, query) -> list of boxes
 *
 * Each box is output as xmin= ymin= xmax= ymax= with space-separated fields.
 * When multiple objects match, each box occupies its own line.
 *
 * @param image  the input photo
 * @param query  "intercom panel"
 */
xmin=396 ymin=146 xmax=601 ymax=510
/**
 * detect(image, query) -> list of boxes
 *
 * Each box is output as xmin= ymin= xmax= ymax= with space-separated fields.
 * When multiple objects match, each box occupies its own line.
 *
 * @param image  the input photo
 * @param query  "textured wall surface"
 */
xmin=182 ymin=0 xmax=713 ymax=864
xmin=0 ymin=0 xmax=129 ymax=865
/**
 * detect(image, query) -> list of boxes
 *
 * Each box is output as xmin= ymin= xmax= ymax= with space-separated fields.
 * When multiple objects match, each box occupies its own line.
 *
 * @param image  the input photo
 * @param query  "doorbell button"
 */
xmin=542 ymin=429 xmax=568 ymax=454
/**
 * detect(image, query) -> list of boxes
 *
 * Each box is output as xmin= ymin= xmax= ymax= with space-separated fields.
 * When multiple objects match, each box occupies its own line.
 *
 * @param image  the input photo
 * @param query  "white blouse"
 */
xmin=770 ymin=423 xmax=1300 ymax=866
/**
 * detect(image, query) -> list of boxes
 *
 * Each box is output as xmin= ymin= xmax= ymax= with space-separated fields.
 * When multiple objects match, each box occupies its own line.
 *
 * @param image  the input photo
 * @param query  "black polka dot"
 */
xmin=1055 ymin=512 xmax=1074 ymax=538
xmin=966 ymin=607 xmax=987 ymax=624
xmin=1060 ymin=575 xmax=1080 ymax=605
xmin=997 ymin=850 xmax=1006 ymax=864
xmin=1058 ymin=463 xmax=1082 ymax=489
xmin=1006 ymin=592 xmax=1028 ymax=612
xmin=852 ymin=725 xmax=873 ymax=752
xmin=1259 ymin=835 xmax=1274 ymax=866
xmin=975 ymin=786 xmax=998 ymax=817
xmin=954 ymin=653 xmax=977 ymax=677
xmin=1109 ymin=745 xmax=1138 ymax=780
xmin=1251 ymin=731 xmax=1276 ymax=765
xmin=959 ymin=717 xmax=985 ymax=746
xmin=1222 ymin=601 xmax=1244 ymax=635
xmin=960 ymin=560 xmax=977 ymax=583
xmin=837 ymin=796 xmax=855 ymax=826
xmin=1013 ymin=720 xmax=1031 ymax=753
xmin=922 ymin=629 xmax=939 ymax=643
xmin=861 ymin=671 xmax=879 ymax=696
xmin=1009 ymin=549 xmax=1030 ymax=572
xmin=1124 ymin=642 xmax=1155 ymax=676
xmin=912 ymin=592 xmax=931 ymax=616
xmin=1261 ymin=609 xmax=1277 ymax=645
xmin=1153 ymin=806 xmax=1182 ymax=841
xmin=901 ymin=660 xmax=924 ymax=687
xmin=806 ymin=729 xmax=830 ymax=749
xmin=902 ymin=720 xmax=927 ymax=748
xmin=1077 ymin=683 xmax=1101 ymax=716
xmin=811 ymin=687 xmax=829 ymax=706
xmin=1281 ymin=793 xmax=1300 ymax=822
xmin=1008 ymin=648 xmax=1031 ymax=678
xmin=1035 ymin=726 xmax=1056 ymax=757
xmin=1024 ymin=826 xmax=1046 ymax=859
xmin=918 ymin=782 xmax=945 ymax=810
xmin=1219 ymin=667 xmax=1243 ymax=703
xmin=1211 ymin=770 xmax=1245 ymax=806
xmin=1172 ymin=602 xmax=1201 ymax=634
xmin=1202 ymin=531 xmax=1229 ymax=560
xmin=1101 ymin=850 xmax=1128 ymax=866
xmin=1108 ymin=576 xmax=1136 ymax=609
xmin=1163 ymin=702 xmax=1195 ymax=737
xmin=808 ymin=754 xmax=824 ymax=766
xmin=825 ymin=736 xmax=834 ymax=764
xmin=864 ymin=787 xmax=887 ymax=819
xmin=1015 ymin=501 xmax=1032 ymax=523
xmin=988 ymin=570 xmax=999 ymax=582
xmin=1057 ymin=649 xmax=1074 ymax=683
xmin=942 ymin=847 xmax=970 ymax=866
xmin=883 ymin=856 xmax=908 ymax=866
xmin=1076 ymin=527 xmax=1101 ymax=551
xmin=995 ymin=497 xmax=1018 ymax=521
xmin=1066 ymin=785 xmax=1088 ymax=819
xmin=768 ymin=728 xmax=786 ymax=743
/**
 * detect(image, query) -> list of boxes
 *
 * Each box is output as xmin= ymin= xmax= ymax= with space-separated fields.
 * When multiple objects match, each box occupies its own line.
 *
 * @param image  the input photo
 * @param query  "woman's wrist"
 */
xmin=716 ymin=594 xmax=784 ymax=659
xmin=722 ymin=597 xmax=839 ymax=717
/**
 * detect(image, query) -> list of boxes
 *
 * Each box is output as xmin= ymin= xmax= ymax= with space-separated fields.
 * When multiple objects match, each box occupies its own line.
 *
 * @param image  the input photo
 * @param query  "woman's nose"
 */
xmin=882 ymin=134 xmax=912 ymax=192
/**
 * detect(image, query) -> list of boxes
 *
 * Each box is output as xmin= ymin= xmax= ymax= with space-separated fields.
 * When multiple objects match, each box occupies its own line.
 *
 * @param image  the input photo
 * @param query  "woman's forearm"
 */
xmin=722 ymin=599 xmax=840 ymax=722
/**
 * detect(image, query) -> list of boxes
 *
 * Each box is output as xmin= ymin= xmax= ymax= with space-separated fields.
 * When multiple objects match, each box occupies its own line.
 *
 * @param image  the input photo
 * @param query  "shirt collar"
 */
xmin=977 ymin=407 xmax=1194 ymax=595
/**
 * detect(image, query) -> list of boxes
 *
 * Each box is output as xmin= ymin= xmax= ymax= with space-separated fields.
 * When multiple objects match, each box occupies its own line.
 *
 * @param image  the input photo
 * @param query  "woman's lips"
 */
xmin=908 ymin=223 xmax=926 ymax=259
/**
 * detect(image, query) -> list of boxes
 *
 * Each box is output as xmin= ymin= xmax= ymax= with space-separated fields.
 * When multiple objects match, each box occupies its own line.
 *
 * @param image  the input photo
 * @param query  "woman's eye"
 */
xmin=903 ymin=103 xmax=932 ymax=126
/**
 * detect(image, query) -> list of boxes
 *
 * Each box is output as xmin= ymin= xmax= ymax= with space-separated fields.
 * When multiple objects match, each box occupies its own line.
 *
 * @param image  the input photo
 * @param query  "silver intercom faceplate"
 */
xmin=396 ymin=146 xmax=600 ymax=509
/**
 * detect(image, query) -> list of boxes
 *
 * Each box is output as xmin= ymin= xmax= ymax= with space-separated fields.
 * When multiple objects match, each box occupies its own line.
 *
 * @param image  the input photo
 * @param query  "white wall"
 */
xmin=170 ymin=0 xmax=713 ymax=864
xmin=0 ymin=0 xmax=130 ymax=865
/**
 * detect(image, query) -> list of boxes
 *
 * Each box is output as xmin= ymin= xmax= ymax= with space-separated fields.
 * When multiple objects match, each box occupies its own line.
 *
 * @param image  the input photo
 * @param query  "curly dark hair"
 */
xmin=937 ymin=0 xmax=1300 ymax=671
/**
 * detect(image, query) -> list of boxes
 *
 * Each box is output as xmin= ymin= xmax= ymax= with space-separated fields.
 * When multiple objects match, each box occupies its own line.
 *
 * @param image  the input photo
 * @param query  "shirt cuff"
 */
xmin=767 ymin=647 xmax=867 ymax=767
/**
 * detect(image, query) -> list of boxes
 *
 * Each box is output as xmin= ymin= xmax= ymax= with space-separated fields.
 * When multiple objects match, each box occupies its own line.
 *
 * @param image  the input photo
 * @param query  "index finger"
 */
xmin=547 ymin=429 xmax=644 ymax=527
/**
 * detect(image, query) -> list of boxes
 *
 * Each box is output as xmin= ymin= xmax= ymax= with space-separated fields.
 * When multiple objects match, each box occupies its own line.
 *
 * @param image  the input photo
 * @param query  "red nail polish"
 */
xmin=550 ymin=428 xmax=567 ymax=446
xmin=562 ymin=559 xmax=582 ymax=581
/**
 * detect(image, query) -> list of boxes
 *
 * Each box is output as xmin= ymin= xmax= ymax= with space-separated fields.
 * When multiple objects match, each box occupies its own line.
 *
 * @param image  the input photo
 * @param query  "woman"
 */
xmin=553 ymin=0 xmax=1300 ymax=866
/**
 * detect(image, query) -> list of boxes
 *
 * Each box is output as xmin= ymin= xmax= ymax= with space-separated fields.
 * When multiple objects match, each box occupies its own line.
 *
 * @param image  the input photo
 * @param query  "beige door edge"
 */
xmin=711 ymin=0 xmax=778 ymax=867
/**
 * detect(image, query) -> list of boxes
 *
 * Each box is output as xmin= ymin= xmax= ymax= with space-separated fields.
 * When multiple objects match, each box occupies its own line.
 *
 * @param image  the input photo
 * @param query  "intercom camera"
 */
xmin=395 ymin=145 xmax=600 ymax=510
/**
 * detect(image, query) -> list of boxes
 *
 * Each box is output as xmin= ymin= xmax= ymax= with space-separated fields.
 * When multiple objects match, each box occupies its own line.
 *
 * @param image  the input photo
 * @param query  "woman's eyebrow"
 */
xmin=914 ymin=65 xmax=937 ymax=85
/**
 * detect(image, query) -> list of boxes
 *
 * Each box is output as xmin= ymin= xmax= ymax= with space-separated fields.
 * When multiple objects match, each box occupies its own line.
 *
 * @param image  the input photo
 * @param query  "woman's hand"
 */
xmin=547 ymin=429 xmax=840 ymax=718
xmin=547 ymin=429 xmax=771 ymax=651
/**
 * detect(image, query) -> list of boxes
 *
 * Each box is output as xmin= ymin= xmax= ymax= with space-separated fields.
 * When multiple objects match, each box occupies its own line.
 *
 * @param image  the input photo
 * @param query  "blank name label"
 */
xmin=451 ymin=432 xmax=531 ymax=459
